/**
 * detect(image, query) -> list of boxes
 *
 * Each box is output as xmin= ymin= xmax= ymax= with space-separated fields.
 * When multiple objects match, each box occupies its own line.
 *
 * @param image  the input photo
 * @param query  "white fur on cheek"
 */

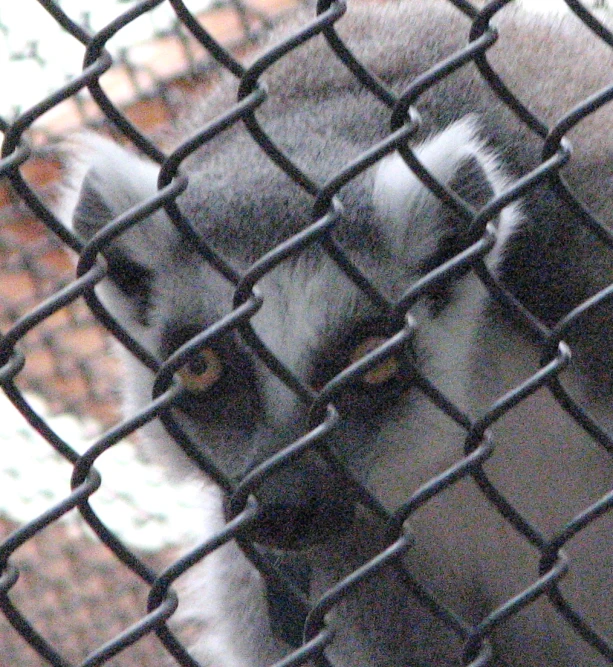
xmin=172 ymin=486 xmax=284 ymax=667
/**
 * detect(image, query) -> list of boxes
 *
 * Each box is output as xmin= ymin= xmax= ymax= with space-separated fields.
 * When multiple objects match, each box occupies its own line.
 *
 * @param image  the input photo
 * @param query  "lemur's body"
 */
xmin=67 ymin=2 xmax=613 ymax=665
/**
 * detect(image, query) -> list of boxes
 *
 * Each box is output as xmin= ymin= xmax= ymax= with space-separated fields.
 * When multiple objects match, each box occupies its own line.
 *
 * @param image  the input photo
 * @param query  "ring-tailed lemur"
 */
xmin=64 ymin=1 xmax=613 ymax=665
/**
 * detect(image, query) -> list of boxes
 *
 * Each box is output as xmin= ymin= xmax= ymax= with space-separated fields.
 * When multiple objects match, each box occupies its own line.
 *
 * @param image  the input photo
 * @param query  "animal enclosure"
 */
xmin=1 ymin=1 xmax=613 ymax=666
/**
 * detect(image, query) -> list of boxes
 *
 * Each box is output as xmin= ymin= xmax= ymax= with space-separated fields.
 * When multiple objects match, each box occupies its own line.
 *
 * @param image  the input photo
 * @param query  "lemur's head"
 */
xmin=68 ymin=118 xmax=518 ymax=550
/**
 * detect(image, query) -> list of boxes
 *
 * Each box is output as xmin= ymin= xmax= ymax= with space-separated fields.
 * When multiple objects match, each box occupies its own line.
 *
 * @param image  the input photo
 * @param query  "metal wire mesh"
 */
xmin=1 ymin=0 xmax=612 ymax=666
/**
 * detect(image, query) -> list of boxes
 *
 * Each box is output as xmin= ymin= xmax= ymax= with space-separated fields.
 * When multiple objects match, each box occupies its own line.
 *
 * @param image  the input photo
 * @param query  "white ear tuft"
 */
xmin=60 ymin=134 xmax=180 ymax=325
xmin=373 ymin=117 xmax=493 ymax=230
xmin=410 ymin=116 xmax=493 ymax=181
xmin=59 ymin=134 xmax=157 ymax=233
xmin=64 ymin=134 xmax=160 ymax=239
xmin=372 ymin=116 xmax=520 ymax=271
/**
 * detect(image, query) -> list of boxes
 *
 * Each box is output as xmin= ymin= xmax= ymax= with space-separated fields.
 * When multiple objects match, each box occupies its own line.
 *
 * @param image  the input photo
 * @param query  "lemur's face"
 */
xmin=151 ymin=250 xmax=426 ymax=548
xmin=71 ymin=120 xmax=511 ymax=550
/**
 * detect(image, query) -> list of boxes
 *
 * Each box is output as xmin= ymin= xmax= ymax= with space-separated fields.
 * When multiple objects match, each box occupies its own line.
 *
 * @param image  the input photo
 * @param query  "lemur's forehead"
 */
xmin=254 ymin=259 xmax=367 ymax=348
xmin=240 ymin=254 xmax=404 ymax=377
xmin=180 ymin=152 xmax=390 ymax=267
xmin=154 ymin=243 xmax=399 ymax=379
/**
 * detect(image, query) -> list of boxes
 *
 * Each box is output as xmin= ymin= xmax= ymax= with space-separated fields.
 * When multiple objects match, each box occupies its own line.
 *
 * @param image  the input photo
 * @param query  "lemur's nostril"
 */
xmin=256 ymin=504 xmax=318 ymax=547
xmin=248 ymin=498 xmax=357 ymax=551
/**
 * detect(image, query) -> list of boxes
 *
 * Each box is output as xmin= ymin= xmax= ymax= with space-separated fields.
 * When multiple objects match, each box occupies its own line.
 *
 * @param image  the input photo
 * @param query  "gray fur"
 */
xmin=65 ymin=1 xmax=612 ymax=665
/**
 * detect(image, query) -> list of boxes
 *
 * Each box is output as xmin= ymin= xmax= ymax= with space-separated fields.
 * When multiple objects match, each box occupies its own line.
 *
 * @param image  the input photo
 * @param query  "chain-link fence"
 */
xmin=1 ymin=0 xmax=613 ymax=665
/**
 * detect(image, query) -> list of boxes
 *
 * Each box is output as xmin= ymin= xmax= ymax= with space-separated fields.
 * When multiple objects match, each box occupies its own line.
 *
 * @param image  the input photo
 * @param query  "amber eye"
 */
xmin=177 ymin=348 xmax=224 ymax=394
xmin=349 ymin=336 xmax=401 ymax=385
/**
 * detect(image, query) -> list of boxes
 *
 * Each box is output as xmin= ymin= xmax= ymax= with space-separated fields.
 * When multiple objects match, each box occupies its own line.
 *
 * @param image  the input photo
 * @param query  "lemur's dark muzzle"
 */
xmin=227 ymin=453 xmax=358 ymax=551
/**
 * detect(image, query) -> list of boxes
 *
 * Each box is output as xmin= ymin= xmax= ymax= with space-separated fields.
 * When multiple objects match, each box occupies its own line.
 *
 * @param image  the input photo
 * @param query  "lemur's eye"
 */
xmin=310 ymin=319 xmax=410 ymax=398
xmin=178 ymin=348 xmax=224 ymax=394
xmin=349 ymin=336 xmax=401 ymax=385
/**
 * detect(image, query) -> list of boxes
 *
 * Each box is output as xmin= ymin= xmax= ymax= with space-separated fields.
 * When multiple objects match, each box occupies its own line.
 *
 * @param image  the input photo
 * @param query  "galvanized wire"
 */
xmin=1 ymin=0 xmax=612 ymax=666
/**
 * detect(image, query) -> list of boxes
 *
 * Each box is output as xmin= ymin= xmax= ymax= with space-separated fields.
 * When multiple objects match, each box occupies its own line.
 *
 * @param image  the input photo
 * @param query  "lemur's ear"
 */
xmin=68 ymin=137 xmax=178 ymax=324
xmin=373 ymin=117 xmax=515 ymax=276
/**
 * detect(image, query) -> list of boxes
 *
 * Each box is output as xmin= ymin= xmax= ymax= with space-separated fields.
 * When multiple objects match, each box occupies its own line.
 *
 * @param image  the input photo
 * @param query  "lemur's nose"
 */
xmin=251 ymin=496 xmax=355 ymax=550
xmin=228 ymin=454 xmax=358 ymax=551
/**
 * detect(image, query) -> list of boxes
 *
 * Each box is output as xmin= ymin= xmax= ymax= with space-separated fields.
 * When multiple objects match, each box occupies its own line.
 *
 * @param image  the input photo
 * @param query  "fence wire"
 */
xmin=1 ymin=0 xmax=612 ymax=666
